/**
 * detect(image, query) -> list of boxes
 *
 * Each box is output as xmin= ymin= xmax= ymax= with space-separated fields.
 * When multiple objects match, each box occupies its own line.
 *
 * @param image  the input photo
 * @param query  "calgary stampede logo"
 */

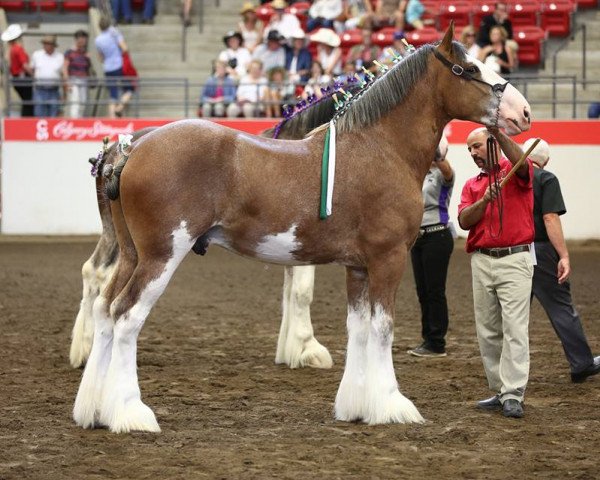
xmin=35 ymin=119 xmax=135 ymax=141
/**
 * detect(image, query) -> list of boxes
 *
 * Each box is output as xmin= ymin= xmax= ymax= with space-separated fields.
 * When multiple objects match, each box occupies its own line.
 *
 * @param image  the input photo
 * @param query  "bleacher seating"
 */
xmin=339 ymin=28 xmax=362 ymax=58
xmin=0 ymin=0 xmax=25 ymax=10
xmin=371 ymin=27 xmax=395 ymax=48
xmin=255 ymin=3 xmax=274 ymax=24
xmin=540 ymin=0 xmax=574 ymax=36
xmin=0 ymin=0 xmax=89 ymax=12
xmin=472 ymin=1 xmax=496 ymax=28
xmin=574 ymin=0 xmax=597 ymax=7
xmin=439 ymin=1 xmax=472 ymax=30
xmin=287 ymin=1 xmax=310 ymax=30
xmin=406 ymin=27 xmax=442 ymax=47
xmin=508 ymin=0 xmax=540 ymax=27
xmin=514 ymin=25 xmax=547 ymax=64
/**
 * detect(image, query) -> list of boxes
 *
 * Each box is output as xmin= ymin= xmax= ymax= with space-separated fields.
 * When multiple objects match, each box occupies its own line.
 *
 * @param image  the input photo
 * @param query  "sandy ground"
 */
xmin=0 ymin=237 xmax=599 ymax=479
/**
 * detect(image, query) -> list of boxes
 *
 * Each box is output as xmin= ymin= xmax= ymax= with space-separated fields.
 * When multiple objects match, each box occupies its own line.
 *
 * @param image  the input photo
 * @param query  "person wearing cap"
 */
xmin=285 ymin=28 xmax=312 ymax=85
xmin=1 ymin=24 xmax=33 ymax=117
xmin=31 ymin=35 xmax=65 ymax=117
xmin=309 ymin=28 xmax=342 ymax=77
xmin=252 ymin=30 xmax=286 ymax=73
xmin=378 ymin=30 xmax=407 ymax=66
xmin=458 ymin=127 xmax=535 ymax=419
xmin=263 ymin=0 xmax=301 ymax=41
xmin=524 ymin=138 xmax=600 ymax=384
xmin=238 ymin=2 xmax=264 ymax=53
xmin=218 ymin=31 xmax=252 ymax=80
xmin=306 ymin=0 xmax=343 ymax=32
xmin=63 ymin=30 xmax=92 ymax=118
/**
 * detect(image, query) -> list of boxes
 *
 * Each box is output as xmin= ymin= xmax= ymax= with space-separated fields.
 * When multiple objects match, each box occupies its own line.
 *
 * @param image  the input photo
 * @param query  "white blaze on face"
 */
xmin=467 ymin=54 xmax=531 ymax=135
xmin=255 ymin=224 xmax=302 ymax=265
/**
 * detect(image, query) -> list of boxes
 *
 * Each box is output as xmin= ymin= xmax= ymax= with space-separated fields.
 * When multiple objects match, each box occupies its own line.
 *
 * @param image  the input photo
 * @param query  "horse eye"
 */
xmin=466 ymin=65 xmax=480 ymax=74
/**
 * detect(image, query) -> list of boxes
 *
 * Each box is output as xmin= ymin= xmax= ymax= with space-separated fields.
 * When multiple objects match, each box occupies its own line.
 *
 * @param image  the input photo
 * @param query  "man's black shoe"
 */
xmin=571 ymin=356 xmax=600 ymax=383
xmin=502 ymin=399 xmax=524 ymax=418
xmin=477 ymin=395 xmax=502 ymax=410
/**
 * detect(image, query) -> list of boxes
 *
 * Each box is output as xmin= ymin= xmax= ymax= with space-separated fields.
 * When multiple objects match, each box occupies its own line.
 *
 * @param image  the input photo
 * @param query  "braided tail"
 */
xmin=104 ymin=155 xmax=129 ymax=201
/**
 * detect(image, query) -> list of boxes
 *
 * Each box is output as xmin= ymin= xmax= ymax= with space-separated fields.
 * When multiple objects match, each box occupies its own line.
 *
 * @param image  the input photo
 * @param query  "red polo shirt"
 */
xmin=9 ymin=43 xmax=29 ymax=77
xmin=458 ymin=157 xmax=534 ymax=253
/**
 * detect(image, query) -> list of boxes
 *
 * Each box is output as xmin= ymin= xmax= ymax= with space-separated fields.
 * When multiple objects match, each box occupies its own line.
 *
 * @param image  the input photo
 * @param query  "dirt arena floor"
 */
xmin=1 ymin=237 xmax=599 ymax=480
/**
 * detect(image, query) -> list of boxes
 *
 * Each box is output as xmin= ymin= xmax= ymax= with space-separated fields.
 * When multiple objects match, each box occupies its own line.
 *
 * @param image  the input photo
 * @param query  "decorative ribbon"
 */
xmin=319 ymin=120 xmax=337 ymax=219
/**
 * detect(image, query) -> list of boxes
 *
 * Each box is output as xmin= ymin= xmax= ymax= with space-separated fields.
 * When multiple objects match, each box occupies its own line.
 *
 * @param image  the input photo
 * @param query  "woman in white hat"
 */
xmin=309 ymin=28 xmax=342 ymax=77
xmin=263 ymin=0 xmax=301 ymax=41
xmin=1 ymin=24 xmax=33 ymax=117
xmin=238 ymin=2 xmax=263 ymax=53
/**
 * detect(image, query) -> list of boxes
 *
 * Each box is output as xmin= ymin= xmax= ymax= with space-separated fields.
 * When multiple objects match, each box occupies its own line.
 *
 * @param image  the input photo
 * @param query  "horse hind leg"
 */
xmin=275 ymin=265 xmax=333 ymax=369
xmin=99 ymin=223 xmax=194 ymax=433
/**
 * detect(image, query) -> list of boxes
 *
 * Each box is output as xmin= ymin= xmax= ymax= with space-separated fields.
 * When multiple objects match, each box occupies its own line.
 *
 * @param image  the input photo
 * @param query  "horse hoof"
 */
xmin=299 ymin=340 xmax=333 ymax=369
xmin=363 ymin=390 xmax=425 ymax=425
xmin=105 ymin=400 xmax=161 ymax=434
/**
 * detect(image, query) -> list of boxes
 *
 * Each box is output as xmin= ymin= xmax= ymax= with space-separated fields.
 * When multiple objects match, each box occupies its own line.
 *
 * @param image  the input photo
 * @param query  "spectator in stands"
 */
xmin=306 ymin=0 xmax=343 ymax=32
xmin=238 ymin=2 xmax=264 ymax=53
xmin=309 ymin=28 xmax=342 ymax=77
xmin=404 ymin=0 xmax=425 ymax=30
xmin=112 ymin=0 xmax=133 ymax=24
xmin=264 ymin=0 xmax=301 ymax=41
xmin=63 ymin=30 xmax=92 ymax=118
xmin=264 ymin=66 xmax=294 ymax=118
xmin=477 ymin=2 xmax=513 ymax=48
xmin=285 ymin=28 xmax=312 ymax=86
xmin=181 ymin=0 xmax=192 ymax=27
xmin=142 ymin=0 xmax=156 ymax=24
xmin=218 ymin=31 xmax=252 ymax=80
xmin=460 ymin=25 xmax=480 ymax=59
xmin=478 ymin=25 xmax=514 ymax=77
xmin=347 ymin=27 xmax=381 ymax=70
xmin=200 ymin=60 xmax=237 ymax=118
xmin=227 ymin=59 xmax=268 ymax=118
xmin=372 ymin=0 xmax=407 ymax=31
xmin=588 ymin=103 xmax=600 ymax=119
xmin=342 ymin=59 xmax=357 ymax=75
xmin=253 ymin=30 xmax=286 ymax=73
xmin=1 ymin=24 xmax=33 ymax=117
xmin=340 ymin=0 xmax=375 ymax=31
xmin=95 ymin=16 xmax=132 ymax=118
xmin=378 ymin=30 xmax=408 ymax=66
xmin=302 ymin=60 xmax=330 ymax=99
xmin=31 ymin=35 xmax=64 ymax=118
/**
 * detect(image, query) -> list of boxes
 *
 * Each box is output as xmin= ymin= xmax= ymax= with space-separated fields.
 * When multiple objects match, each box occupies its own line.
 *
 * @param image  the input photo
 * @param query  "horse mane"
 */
xmin=332 ymin=42 xmax=467 ymax=135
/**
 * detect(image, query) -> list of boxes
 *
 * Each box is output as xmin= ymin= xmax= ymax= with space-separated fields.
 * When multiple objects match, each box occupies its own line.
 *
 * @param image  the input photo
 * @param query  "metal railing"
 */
xmin=4 ymin=75 xmax=599 ymax=120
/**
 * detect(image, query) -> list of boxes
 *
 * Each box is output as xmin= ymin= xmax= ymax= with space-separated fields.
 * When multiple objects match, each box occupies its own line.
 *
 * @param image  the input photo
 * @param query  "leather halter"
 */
xmin=432 ymin=49 xmax=509 ymax=98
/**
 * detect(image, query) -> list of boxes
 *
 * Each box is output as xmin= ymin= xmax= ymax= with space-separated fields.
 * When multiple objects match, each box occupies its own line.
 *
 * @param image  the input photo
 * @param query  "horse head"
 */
xmin=434 ymin=23 xmax=531 ymax=136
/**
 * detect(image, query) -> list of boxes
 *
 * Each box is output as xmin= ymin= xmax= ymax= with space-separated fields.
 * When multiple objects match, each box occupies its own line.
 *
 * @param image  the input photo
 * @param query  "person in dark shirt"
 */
xmin=477 ymin=2 xmax=513 ymax=48
xmin=524 ymin=138 xmax=600 ymax=383
xmin=63 ymin=30 xmax=92 ymax=118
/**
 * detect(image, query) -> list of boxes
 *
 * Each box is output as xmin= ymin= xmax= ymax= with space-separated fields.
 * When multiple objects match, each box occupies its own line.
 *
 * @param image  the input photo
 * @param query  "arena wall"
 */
xmin=2 ymin=118 xmax=599 ymax=239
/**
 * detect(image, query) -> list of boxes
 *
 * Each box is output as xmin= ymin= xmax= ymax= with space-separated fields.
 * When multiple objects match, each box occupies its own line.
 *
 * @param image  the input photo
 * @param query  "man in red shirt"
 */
xmin=1 ymin=24 xmax=33 ymax=117
xmin=458 ymin=126 xmax=534 ymax=419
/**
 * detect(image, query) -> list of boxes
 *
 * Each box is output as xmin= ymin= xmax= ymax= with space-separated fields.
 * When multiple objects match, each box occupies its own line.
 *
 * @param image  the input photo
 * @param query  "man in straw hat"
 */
xmin=31 ymin=34 xmax=65 ymax=117
xmin=459 ymin=127 xmax=535 ymax=419
xmin=524 ymin=138 xmax=600 ymax=384
xmin=1 ymin=24 xmax=33 ymax=117
xmin=263 ymin=0 xmax=301 ymax=41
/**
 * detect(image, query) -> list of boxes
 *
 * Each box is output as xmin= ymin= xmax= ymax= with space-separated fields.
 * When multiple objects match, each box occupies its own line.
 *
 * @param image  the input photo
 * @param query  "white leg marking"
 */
xmin=275 ymin=266 xmax=293 ymax=365
xmin=100 ymin=222 xmax=193 ymax=433
xmin=276 ymin=266 xmax=332 ymax=369
xmin=73 ymin=296 xmax=114 ymax=428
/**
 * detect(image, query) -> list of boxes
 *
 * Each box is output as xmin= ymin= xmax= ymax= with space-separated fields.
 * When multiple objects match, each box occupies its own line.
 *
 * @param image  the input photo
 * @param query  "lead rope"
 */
xmin=486 ymin=135 xmax=503 ymax=238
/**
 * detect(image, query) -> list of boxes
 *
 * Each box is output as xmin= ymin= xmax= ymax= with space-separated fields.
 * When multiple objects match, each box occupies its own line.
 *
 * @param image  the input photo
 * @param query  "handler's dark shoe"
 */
xmin=477 ymin=395 xmax=502 ymax=410
xmin=571 ymin=356 xmax=600 ymax=383
xmin=407 ymin=344 xmax=447 ymax=358
xmin=502 ymin=399 xmax=524 ymax=418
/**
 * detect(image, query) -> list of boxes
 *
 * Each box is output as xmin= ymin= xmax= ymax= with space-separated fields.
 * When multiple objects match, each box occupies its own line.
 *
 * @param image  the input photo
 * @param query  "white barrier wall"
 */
xmin=2 ymin=118 xmax=600 ymax=238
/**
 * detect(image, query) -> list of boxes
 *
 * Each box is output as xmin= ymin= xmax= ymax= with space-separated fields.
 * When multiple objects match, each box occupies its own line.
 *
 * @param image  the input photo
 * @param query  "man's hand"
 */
xmin=557 ymin=257 xmax=571 ymax=284
xmin=482 ymin=184 xmax=500 ymax=203
xmin=486 ymin=125 xmax=500 ymax=136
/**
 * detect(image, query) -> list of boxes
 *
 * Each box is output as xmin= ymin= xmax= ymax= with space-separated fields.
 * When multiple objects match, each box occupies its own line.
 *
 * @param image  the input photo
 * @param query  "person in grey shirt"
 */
xmin=408 ymin=136 xmax=455 ymax=358
xmin=524 ymin=138 xmax=600 ymax=383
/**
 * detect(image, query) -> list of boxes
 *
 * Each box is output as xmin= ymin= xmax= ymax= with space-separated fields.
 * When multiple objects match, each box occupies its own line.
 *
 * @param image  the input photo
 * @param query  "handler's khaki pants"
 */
xmin=471 ymin=251 xmax=533 ymax=402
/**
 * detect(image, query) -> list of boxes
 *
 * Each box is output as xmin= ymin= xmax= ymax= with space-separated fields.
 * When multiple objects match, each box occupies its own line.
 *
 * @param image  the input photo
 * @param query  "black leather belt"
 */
xmin=418 ymin=224 xmax=449 ymax=237
xmin=477 ymin=244 xmax=530 ymax=258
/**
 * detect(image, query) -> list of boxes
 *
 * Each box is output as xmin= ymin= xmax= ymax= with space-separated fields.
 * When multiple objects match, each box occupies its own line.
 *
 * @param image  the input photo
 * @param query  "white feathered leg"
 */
xmin=70 ymin=258 xmax=97 ymax=368
xmin=73 ymin=296 xmax=114 ymax=428
xmin=275 ymin=265 xmax=333 ymax=369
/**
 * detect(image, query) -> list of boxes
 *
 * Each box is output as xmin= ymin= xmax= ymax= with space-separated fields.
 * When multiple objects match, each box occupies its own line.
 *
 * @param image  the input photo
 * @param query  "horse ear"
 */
xmin=438 ymin=21 xmax=455 ymax=55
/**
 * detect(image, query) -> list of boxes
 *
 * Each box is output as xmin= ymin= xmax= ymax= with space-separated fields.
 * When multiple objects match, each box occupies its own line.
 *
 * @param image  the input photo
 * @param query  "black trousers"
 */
xmin=13 ymin=77 xmax=34 ymax=117
xmin=532 ymin=241 xmax=594 ymax=373
xmin=410 ymin=228 xmax=454 ymax=352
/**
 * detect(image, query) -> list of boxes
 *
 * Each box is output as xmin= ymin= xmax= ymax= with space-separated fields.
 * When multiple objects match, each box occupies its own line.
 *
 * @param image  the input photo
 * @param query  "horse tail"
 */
xmin=104 ymin=154 xmax=129 ymax=201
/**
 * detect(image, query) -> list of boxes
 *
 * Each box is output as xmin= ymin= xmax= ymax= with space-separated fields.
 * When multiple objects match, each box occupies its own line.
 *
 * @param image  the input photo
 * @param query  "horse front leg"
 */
xmin=275 ymin=265 xmax=333 ymax=369
xmin=362 ymin=250 xmax=424 ymax=425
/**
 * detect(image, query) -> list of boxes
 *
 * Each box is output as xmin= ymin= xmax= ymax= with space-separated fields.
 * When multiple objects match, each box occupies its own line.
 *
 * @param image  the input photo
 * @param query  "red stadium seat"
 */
xmin=540 ymin=0 xmax=574 ymax=36
xmin=255 ymin=3 xmax=274 ymax=24
xmin=507 ymin=0 xmax=540 ymax=27
xmin=0 ymin=0 xmax=25 ymax=10
xmin=514 ymin=26 xmax=546 ymax=65
xmin=421 ymin=0 xmax=441 ymax=28
xmin=439 ymin=1 xmax=472 ymax=30
xmin=406 ymin=27 xmax=442 ymax=47
xmin=62 ymin=0 xmax=89 ymax=11
xmin=371 ymin=27 xmax=395 ymax=47
xmin=574 ymin=0 xmax=597 ymax=8
xmin=287 ymin=1 xmax=310 ymax=30
xmin=132 ymin=0 xmax=143 ymax=10
xmin=339 ymin=28 xmax=362 ymax=58
xmin=472 ymin=1 xmax=495 ymax=29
